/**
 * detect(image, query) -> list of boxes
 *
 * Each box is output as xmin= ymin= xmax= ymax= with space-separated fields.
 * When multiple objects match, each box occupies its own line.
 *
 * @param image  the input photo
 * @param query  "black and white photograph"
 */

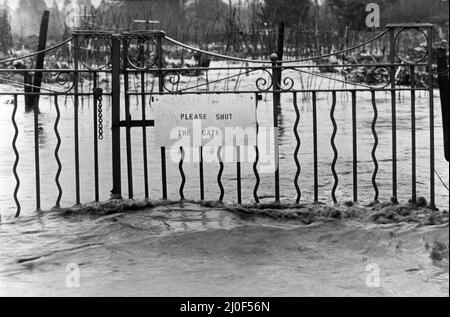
xmin=0 ymin=0 xmax=449 ymax=301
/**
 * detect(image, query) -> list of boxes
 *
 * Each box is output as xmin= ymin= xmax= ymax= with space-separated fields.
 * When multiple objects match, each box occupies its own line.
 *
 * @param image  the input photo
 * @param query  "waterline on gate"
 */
xmin=1 ymin=197 xmax=447 ymax=227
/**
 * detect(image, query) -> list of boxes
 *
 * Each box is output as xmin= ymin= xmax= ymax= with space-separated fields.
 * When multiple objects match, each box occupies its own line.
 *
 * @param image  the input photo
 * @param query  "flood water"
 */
xmin=0 ymin=64 xmax=448 ymax=296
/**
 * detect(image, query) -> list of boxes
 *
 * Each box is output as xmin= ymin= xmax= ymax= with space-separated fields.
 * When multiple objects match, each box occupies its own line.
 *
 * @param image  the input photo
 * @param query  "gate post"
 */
xmin=274 ymin=22 xmax=285 ymax=108
xmin=30 ymin=10 xmax=50 ymax=113
xmin=270 ymin=52 xmax=280 ymax=203
xmin=437 ymin=47 xmax=449 ymax=162
xmin=156 ymin=32 xmax=164 ymax=93
xmin=111 ymin=34 xmax=122 ymax=199
xmin=269 ymin=22 xmax=285 ymax=204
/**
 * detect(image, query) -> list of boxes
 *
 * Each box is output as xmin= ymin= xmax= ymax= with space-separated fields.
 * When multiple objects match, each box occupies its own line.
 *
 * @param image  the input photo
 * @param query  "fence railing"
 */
xmin=0 ymin=23 xmax=447 ymax=218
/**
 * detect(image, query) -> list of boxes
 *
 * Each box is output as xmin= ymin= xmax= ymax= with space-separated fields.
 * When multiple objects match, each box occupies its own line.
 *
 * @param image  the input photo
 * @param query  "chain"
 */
xmin=93 ymin=88 xmax=104 ymax=140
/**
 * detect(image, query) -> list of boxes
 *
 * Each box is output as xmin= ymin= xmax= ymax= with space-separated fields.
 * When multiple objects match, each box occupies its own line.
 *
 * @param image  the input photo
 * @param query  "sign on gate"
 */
xmin=152 ymin=95 xmax=257 ymax=147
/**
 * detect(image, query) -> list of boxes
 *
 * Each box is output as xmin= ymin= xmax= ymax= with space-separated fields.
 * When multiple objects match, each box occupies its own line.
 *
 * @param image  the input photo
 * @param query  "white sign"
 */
xmin=152 ymin=94 xmax=257 ymax=147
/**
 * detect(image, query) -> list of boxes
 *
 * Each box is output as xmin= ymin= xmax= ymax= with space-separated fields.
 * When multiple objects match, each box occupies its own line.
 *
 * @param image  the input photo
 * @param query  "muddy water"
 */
xmin=0 ymin=65 xmax=448 ymax=296
xmin=0 ymin=203 xmax=448 ymax=296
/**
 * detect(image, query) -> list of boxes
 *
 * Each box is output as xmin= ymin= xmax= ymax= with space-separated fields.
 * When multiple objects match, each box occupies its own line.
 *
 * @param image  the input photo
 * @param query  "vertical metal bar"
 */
xmin=123 ymin=38 xmax=134 ymax=199
xmin=427 ymin=27 xmax=436 ymax=209
xmin=141 ymin=72 xmax=149 ymax=199
xmin=217 ymin=146 xmax=225 ymax=202
xmin=73 ymin=34 xmax=81 ymax=205
xmin=161 ymin=147 xmax=167 ymax=199
xmin=410 ymin=65 xmax=417 ymax=203
xmin=111 ymin=34 xmax=122 ymax=199
xmin=12 ymin=95 xmax=21 ymax=217
xmin=312 ymin=91 xmax=318 ymax=203
xmin=34 ymin=86 xmax=41 ymax=211
xmin=93 ymin=72 xmax=99 ymax=202
xmin=293 ymin=92 xmax=302 ymax=203
xmin=54 ymin=95 xmax=62 ymax=208
xmin=437 ymin=47 xmax=449 ymax=163
xmin=351 ymin=90 xmax=358 ymax=202
xmin=253 ymin=94 xmax=260 ymax=203
xmin=389 ymin=28 xmax=398 ymax=203
xmin=236 ymin=146 xmax=242 ymax=204
xmin=156 ymin=34 xmax=164 ymax=93
xmin=371 ymin=91 xmax=379 ymax=203
xmin=179 ymin=147 xmax=186 ymax=200
xmin=330 ymin=91 xmax=338 ymax=204
xmin=271 ymin=57 xmax=280 ymax=203
xmin=274 ymin=22 xmax=285 ymax=108
xmin=437 ymin=46 xmax=449 ymax=212
xmin=199 ymin=146 xmax=204 ymax=201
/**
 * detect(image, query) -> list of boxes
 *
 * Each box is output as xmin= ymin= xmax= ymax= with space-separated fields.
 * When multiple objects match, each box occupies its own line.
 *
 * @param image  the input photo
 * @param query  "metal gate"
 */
xmin=0 ymin=23 xmax=446 ymax=217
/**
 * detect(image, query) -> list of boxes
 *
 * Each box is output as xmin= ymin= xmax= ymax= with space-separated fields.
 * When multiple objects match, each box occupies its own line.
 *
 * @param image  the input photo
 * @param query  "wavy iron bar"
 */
xmin=54 ymin=95 xmax=62 ymax=208
xmin=371 ymin=91 xmax=380 ymax=202
xmin=217 ymin=147 xmax=225 ymax=202
xmin=179 ymin=147 xmax=186 ymax=201
xmin=293 ymin=93 xmax=301 ymax=204
xmin=253 ymin=94 xmax=260 ymax=203
xmin=330 ymin=92 xmax=338 ymax=204
xmin=12 ymin=95 xmax=20 ymax=218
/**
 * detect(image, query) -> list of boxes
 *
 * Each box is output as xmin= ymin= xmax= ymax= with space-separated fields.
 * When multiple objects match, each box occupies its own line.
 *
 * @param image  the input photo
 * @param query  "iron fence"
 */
xmin=0 ymin=23 xmax=445 ymax=218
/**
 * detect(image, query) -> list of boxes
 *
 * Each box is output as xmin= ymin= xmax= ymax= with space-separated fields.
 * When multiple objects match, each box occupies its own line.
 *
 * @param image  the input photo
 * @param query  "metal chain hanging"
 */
xmin=93 ymin=87 xmax=104 ymax=140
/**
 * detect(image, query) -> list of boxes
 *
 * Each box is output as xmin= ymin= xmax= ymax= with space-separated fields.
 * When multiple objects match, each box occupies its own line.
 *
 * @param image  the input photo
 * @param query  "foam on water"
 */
xmin=0 ymin=201 xmax=448 ymax=296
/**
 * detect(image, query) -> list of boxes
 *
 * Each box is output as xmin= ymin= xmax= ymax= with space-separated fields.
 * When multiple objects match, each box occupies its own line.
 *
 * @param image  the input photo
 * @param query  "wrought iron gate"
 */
xmin=0 ymin=23 xmax=446 ymax=217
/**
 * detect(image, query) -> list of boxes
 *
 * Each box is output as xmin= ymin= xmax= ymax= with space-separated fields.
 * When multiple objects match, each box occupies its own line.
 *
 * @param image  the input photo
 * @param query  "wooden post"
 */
xmin=24 ymin=71 xmax=33 ymax=109
xmin=437 ymin=47 xmax=449 ymax=162
xmin=28 ymin=10 xmax=49 ymax=112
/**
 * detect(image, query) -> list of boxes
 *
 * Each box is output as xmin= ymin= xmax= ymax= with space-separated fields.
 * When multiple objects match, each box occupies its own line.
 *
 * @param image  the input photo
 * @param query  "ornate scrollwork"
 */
xmin=394 ymin=28 xmax=429 ymax=64
xmin=50 ymin=71 xmax=74 ymax=93
xmin=126 ymin=35 xmax=158 ymax=70
xmin=255 ymin=68 xmax=273 ymax=92
xmin=366 ymin=66 xmax=391 ymax=88
xmin=163 ymin=71 xmax=181 ymax=92
xmin=78 ymin=35 xmax=112 ymax=71
xmin=278 ymin=73 xmax=295 ymax=91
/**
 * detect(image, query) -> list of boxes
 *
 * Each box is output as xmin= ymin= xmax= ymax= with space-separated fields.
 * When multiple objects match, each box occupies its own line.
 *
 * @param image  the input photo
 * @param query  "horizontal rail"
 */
xmin=164 ymin=29 xmax=390 ymax=65
xmin=386 ymin=23 xmax=434 ymax=28
xmin=0 ymin=37 xmax=73 ymax=65
xmin=164 ymin=36 xmax=268 ymax=64
xmin=123 ymin=63 xmax=429 ymax=73
xmin=0 ymin=61 xmax=429 ymax=74
xmin=0 ymin=69 xmax=112 ymax=73
xmin=118 ymin=120 xmax=155 ymax=127
xmin=0 ymin=87 xmax=432 ymax=98
xmin=122 ymin=87 xmax=434 ymax=95
xmin=0 ymin=92 xmax=113 ymax=96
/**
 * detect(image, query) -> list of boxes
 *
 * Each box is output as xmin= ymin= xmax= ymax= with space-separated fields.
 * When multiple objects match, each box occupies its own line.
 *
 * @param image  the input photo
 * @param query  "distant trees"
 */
xmin=260 ymin=0 xmax=312 ymax=28
xmin=326 ymin=0 xmax=366 ymax=30
xmin=48 ymin=0 xmax=64 ymax=40
xmin=11 ymin=0 xmax=48 ymax=40
xmin=381 ymin=0 xmax=449 ymax=25
xmin=0 ymin=1 xmax=13 ymax=55
xmin=189 ymin=0 xmax=227 ymax=43
xmin=2 ymin=0 xmax=448 ymax=56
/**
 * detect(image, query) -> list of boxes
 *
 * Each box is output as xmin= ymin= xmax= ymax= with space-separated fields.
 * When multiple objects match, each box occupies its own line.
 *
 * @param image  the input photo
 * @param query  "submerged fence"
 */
xmin=0 ymin=23 xmax=448 ymax=217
